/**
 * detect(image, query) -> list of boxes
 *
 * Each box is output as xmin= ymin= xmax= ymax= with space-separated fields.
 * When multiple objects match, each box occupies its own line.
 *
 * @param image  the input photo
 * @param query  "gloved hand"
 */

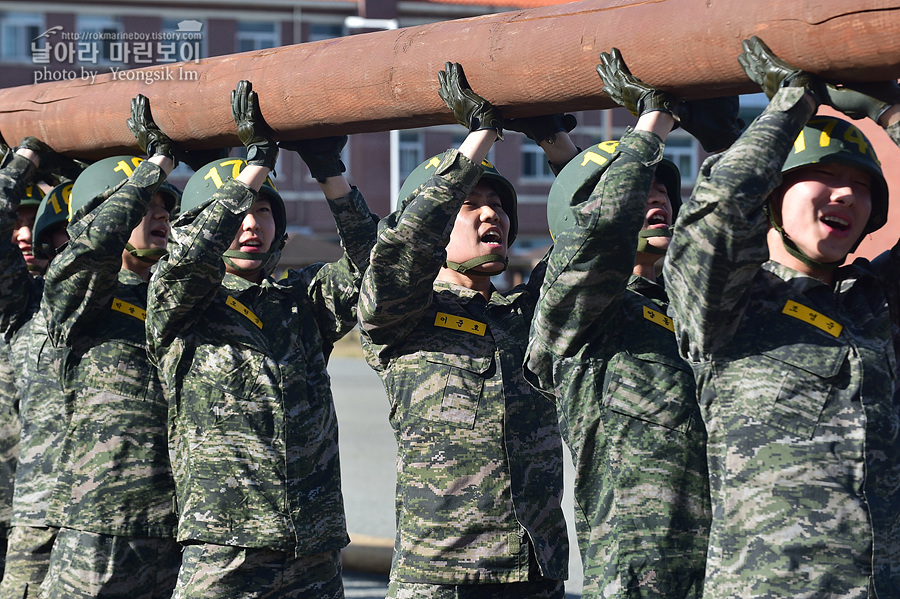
xmin=824 ymin=81 xmax=900 ymax=123
xmin=677 ymin=97 xmax=745 ymax=153
xmin=737 ymin=36 xmax=826 ymax=102
xmin=177 ymin=147 xmax=230 ymax=172
xmin=438 ymin=62 xmax=504 ymax=137
xmin=596 ymin=48 xmax=679 ymax=117
xmin=279 ymin=136 xmax=348 ymax=182
xmin=231 ymin=80 xmax=279 ymax=170
xmin=126 ymin=94 xmax=177 ymax=161
xmin=505 ymin=113 xmax=577 ymax=145
xmin=19 ymin=136 xmax=87 ymax=180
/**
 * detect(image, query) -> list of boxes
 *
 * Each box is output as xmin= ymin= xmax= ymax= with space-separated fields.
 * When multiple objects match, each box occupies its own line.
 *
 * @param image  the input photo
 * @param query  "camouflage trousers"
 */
xmin=387 ymin=579 xmax=565 ymax=598
xmin=0 ymin=525 xmax=58 ymax=599
xmin=171 ymin=544 xmax=343 ymax=599
xmin=39 ymin=528 xmax=181 ymax=599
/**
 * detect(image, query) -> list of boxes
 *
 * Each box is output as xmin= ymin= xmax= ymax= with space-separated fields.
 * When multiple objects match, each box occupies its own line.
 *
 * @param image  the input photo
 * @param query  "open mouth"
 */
xmin=647 ymin=212 xmax=669 ymax=228
xmin=480 ymin=229 xmax=503 ymax=245
xmin=240 ymin=239 xmax=263 ymax=252
xmin=150 ymin=228 xmax=168 ymax=240
xmin=821 ymin=214 xmax=851 ymax=232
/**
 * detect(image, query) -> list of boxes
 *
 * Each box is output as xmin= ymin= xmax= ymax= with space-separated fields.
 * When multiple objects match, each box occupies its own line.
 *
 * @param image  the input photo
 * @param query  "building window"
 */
xmin=399 ymin=131 xmax=423 ymax=180
xmin=521 ymin=143 xmax=554 ymax=181
xmin=1 ymin=12 xmax=43 ymax=63
xmin=664 ymin=136 xmax=697 ymax=184
xmin=308 ymin=24 xmax=344 ymax=42
xmin=236 ymin=21 xmax=279 ymax=53
xmin=77 ymin=15 xmax=123 ymax=65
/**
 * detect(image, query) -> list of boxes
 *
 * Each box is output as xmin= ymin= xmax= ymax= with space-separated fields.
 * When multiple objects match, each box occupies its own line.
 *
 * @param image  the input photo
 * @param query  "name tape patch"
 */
xmin=643 ymin=306 xmax=675 ymax=332
xmin=434 ymin=312 xmax=486 ymax=336
xmin=226 ymin=296 xmax=263 ymax=329
xmin=782 ymin=300 xmax=842 ymax=337
xmin=111 ymin=298 xmax=146 ymax=321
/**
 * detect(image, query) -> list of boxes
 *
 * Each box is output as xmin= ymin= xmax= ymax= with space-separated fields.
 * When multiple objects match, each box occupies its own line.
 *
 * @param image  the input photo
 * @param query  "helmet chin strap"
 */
xmin=26 ymin=262 xmax=45 ymax=276
xmin=222 ymin=249 xmax=271 ymax=274
xmin=636 ymin=228 xmax=671 ymax=256
xmin=766 ymin=201 xmax=844 ymax=272
xmin=125 ymin=243 xmax=166 ymax=264
xmin=445 ymin=254 xmax=508 ymax=276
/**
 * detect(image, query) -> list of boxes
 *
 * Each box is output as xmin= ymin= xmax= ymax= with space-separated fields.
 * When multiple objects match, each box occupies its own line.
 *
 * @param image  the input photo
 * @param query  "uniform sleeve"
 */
xmin=357 ymin=149 xmax=483 ymax=362
xmin=865 ymin=118 xmax=900 ymax=362
xmin=289 ymin=186 xmax=379 ymax=345
xmin=43 ymin=159 xmax=165 ymax=350
xmin=0 ymin=153 xmax=39 ymax=339
xmin=524 ymin=130 xmax=663 ymax=395
xmin=664 ymin=87 xmax=815 ymax=362
xmin=146 ymin=178 xmax=255 ymax=360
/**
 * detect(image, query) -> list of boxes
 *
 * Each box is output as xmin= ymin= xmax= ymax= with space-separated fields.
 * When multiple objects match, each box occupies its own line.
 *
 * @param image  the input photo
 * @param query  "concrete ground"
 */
xmin=329 ymin=333 xmax=584 ymax=597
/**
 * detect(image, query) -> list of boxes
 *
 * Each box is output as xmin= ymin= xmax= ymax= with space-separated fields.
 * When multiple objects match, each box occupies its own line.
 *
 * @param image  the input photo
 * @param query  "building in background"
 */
xmin=10 ymin=1 xmax=893 ymax=284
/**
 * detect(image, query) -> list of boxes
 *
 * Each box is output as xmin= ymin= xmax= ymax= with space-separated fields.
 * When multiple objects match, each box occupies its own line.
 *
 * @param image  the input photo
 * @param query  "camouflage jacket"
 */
xmin=42 ymin=160 xmax=176 ymax=537
xmin=524 ymin=131 xmax=708 ymax=599
xmin=665 ymin=87 xmax=900 ymax=598
xmin=0 ymin=152 xmax=42 ymax=536
xmin=358 ymin=149 xmax=568 ymax=585
xmin=10 ymin=307 xmax=66 ymax=527
xmin=146 ymin=178 xmax=377 ymax=556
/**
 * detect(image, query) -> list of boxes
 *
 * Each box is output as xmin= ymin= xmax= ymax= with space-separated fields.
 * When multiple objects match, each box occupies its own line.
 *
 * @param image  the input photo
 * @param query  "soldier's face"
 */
xmin=772 ymin=163 xmax=872 ymax=263
xmin=13 ymin=204 xmax=47 ymax=273
xmin=641 ymin=177 xmax=673 ymax=251
xmin=127 ymin=193 xmax=171 ymax=252
xmin=226 ymin=198 xmax=276 ymax=277
xmin=445 ymin=182 xmax=509 ymax=273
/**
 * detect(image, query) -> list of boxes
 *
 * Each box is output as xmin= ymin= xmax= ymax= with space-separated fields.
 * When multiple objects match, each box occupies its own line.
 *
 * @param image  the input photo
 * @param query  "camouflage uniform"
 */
xmin=145 ymin=178 xmax=377 ymax=598
xmin=357 ymin=150 xmax=568 ymax=597
xmin=524 ymin=130 xmax=709 ymax=599
xmin=0 ymin=152 xmax=44 ymax=584
xmin=665 ymin=87 xmax=900 ymax=598
xmin=39 ymin=159 xmax=180 ymax=599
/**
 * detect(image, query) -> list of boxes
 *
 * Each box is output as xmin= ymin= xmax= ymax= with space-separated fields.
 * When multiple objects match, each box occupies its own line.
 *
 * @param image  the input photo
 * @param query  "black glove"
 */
xmin=737 ymin=36 xmax=826 ymax=102
xmin=596 ymin=48 xmax=679 ymax=117
xmin=677 ymin=97 xmax=745 ymax=153
xmin=126 ymin=94 xmax=177 ymax=161
xmin=177 ymin=147 xmax=230 ymax=172
xmin=18 ymin=136 xmax=86 ymax=180
xmin=438 ymin=62 xmax=504 ymax=137
xmin=279 ymin=136 xmax=348 ymax=183
xmin=505 ymin=113 xmax=576 ymax=145
xmin=824 ymin=81 xmax=900 ymax=123
xmin=231 ymin=80 xmax=279 ymax=170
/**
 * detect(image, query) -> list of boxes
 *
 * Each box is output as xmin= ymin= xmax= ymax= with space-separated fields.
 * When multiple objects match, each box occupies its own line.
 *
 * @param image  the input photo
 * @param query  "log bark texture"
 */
xmin=1 ymin=0 xmax=899 ymax=157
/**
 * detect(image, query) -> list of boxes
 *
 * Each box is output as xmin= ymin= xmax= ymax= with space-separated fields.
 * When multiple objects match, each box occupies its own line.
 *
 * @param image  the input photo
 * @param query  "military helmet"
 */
xmin=33 ymin=181 xmax=72 ymax=259
xmin=398 ymin=155 xmax=519 ymax=245
xmin=547 ymin=141 xmax=681 ymax=241
xmin=781 ymin=115 xmax=888 ymax=238
xmin=181 ymin=158 xmax=285 ymax=242
xmin=70 ymin=155 xmax=180 ymax=220
xmin=20 ymin=183 xmax=45 ymax=208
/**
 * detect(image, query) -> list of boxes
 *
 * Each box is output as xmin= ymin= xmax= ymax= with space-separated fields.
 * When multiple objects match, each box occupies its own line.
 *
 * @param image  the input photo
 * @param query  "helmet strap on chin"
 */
xmin=445 ymin=254 xmax=508 ymax=276
xmin=765 ymin=201 xmax=844 ymax=273
xmin=636 ymin=228 xmax=671 ymax=256
xmin=223 ymin=249 xmax=270 ymax=274
xmin=125 ymin=243 xmax=165 ymax=264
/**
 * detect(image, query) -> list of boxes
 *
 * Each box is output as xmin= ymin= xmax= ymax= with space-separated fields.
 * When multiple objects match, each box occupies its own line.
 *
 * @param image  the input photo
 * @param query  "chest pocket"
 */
xmin=403 ymin=351 xmax=493 ymax=429
xmin=604 ymin=350 xmax=696 ymax=433
xmin=757 ymin=343 xmax=848 ymax=439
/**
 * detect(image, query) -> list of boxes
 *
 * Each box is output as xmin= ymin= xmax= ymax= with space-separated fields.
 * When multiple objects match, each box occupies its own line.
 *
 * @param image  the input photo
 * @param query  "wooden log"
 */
xmin=1 ymin=0 xmax=899 ymax=158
